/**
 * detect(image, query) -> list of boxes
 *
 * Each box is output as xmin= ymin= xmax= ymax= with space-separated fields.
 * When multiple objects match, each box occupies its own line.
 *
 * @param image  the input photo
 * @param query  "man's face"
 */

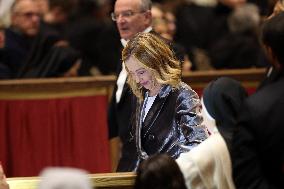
xmin=114 ymin=0 xmax=151 ymax=40
xmin=11 ymin=0 xmax=41 ymax=37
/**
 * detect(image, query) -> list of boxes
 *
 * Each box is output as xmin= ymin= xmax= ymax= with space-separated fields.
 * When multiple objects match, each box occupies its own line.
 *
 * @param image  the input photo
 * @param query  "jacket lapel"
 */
xmin=141 ymin=85 xmax=172 ymax=138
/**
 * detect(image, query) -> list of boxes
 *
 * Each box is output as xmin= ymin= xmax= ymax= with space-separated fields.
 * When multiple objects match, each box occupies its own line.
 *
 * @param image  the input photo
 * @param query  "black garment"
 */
xmin=175 ymin=3 xmax=232 ymax=70
xmin=17 ymin=29 xmax=80 ymax=78
xmin=232 ymin=70 xmax=284 ymax=189
xmin=3 ymin=28 xmax=35 ymax=78
xmin=205 ymin=3 xmax=232 ymax=50
xmin=18 ymin=46 xmax=80 ymax=78
xmin=175 ymin=3 xmax=214 ymax=70
xmin=202 ymin=77 xmax=248 ymax=148
xmin=67 ymin=17 xmax=121 ymax=75
xmin=257 ymin=66 xmax=282 ymax=90
xmin=40 ymin=20 xmax=66 ymax=41
xmin=95 ymin=22 xmax=122 ymax=75
xmin=171 ymin=41 xmax=187 ymax=63
xmin=107 ymin=61 xmax=134 ymax=143
xmin=0 ymin=49 xmax=11 ymax=79
xmin=209 ymin=32 xmax=269 ymax=69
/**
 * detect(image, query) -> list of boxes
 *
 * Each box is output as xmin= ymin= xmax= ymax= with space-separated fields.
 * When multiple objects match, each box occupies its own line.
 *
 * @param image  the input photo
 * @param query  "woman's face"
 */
xmin=125 ymin=56 xmax=156 ymax=91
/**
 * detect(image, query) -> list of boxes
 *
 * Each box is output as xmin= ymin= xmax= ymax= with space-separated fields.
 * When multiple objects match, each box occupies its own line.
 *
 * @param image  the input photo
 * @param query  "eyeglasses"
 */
xmin=111 ymin=10 xmax=146 ymax=21
xmin=16 ymin=12 xmax=41 ymax=18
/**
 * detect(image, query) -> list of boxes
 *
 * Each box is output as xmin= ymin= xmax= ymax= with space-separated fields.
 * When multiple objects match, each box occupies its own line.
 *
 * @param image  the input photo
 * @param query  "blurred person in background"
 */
xmin=257 ymin=0 xmax=284 ymax=89
xmin=36 ymin=0 xmax=49 ymax=15
xmin=175 ymin=0 xmax=268 ymax=70
xmin=209 ymin=3 xmax=268 ymax=69
xmin=151 ymin=3 xmax=192 ymax=72
xmin=16 ymin=0 xmax=82 ymax=78
xmin=67 ymin=0 xmax=120 ymax=76
xmin=0 ymin=0 xmax=15 ymax=28
xmin=2 ymin=0 xmax=41 ymax=78
xmin=38 ymin=167 xmax=93 ymax=189
xmin=0 ymin=27 xmax=11 ymax=78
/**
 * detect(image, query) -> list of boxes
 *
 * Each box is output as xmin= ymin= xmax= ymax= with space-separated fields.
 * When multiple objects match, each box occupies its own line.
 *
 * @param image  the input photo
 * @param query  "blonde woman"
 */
xmin=117 ymin=32 xmax=207 ymax=172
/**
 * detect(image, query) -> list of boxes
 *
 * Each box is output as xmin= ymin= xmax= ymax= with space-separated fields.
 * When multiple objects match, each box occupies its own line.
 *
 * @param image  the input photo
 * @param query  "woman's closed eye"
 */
xmin=137 ymin=70 xmax=146 ymax=76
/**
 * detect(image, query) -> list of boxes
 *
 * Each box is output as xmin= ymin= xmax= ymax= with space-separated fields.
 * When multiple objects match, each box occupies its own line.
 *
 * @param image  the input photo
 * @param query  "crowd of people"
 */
xmin=0 ymin=0 xmax=276 ymax=79
xmin=1 ymin=0 xmax=284 ymax=189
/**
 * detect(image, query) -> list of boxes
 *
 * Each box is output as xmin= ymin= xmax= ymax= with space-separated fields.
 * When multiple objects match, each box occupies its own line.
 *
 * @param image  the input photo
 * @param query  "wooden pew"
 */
xmin=0 ymin=75 xmax=116 ymax=100
xmin=7 ymin=172 xmax=136 ymax=189
xmin=182 ymin=68 xmax=266 ymax=96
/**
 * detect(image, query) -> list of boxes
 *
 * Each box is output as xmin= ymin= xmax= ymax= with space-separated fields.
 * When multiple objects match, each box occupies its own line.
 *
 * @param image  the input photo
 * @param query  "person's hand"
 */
xmin=0 ymin=162 xmax=9 ymax=189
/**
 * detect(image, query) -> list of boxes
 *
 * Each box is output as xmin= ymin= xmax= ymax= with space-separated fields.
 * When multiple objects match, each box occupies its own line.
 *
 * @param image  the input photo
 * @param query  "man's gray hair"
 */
xmin=11 ymin=0 xmax=36 ymax=13
xmin=228 ymin=3 xmax=260 ymax=33
xmin=139 ymin=0 xmax=152 ymax=11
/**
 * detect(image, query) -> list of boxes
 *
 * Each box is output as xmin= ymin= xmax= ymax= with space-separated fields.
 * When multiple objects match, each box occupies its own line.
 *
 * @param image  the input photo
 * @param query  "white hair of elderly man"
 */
xmin=38 ymin=167 xmax=93 ymax=189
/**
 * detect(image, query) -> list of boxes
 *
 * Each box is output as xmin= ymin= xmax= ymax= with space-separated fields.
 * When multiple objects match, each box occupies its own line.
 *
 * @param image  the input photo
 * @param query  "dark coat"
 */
xmin=232 ymin=70 xmax=284 ymax=189
xmin=2 ymin=28 xmax=35 ymax=78
xmin=117 ymin=83 xmax=208 ymax=172
xmin=107 ymin=44 xmax=133 ymax=143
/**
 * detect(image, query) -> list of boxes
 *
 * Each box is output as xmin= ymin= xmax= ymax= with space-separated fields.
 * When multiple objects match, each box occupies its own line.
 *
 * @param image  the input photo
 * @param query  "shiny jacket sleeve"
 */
xmin=175 ymin=83 xmax=208 ymax=149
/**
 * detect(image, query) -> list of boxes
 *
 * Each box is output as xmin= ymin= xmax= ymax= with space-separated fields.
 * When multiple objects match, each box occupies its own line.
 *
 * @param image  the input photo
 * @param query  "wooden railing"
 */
xmin=0 ymin=75 xmax=116 ymax=100
xmin=0 ymin=68 xmax=266 ymax=98
xmin=7 ymin=172 xmax=136 ymax=189
xmin=182 ymin=68 xmax=266 ymax=93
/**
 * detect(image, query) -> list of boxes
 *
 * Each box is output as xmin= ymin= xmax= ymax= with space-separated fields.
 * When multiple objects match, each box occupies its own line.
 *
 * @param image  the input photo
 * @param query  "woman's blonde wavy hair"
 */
xmin=122 ymin=32 xmax=181 ymax=100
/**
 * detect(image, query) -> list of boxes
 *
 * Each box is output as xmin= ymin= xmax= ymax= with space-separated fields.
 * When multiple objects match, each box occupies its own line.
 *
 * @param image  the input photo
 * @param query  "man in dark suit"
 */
xmin=107 ymin=0 xmax=153 ymax=171
xmin=2 ymin=0 xmax=41 ymax=78
xmin=232 ymin=12 xmax=284 ymax=189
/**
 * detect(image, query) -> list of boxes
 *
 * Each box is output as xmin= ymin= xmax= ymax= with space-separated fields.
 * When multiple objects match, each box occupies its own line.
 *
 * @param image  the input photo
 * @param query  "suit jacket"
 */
xmin=117 ymin=83 xmax=208 ymax=172
xmin=232 ymin=70 xmax=284 ymax=189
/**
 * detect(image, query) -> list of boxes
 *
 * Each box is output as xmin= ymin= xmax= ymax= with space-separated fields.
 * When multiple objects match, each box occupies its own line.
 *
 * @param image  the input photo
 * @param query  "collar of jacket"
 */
xmin=156 ymin=84 xmax=172 ymax=98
